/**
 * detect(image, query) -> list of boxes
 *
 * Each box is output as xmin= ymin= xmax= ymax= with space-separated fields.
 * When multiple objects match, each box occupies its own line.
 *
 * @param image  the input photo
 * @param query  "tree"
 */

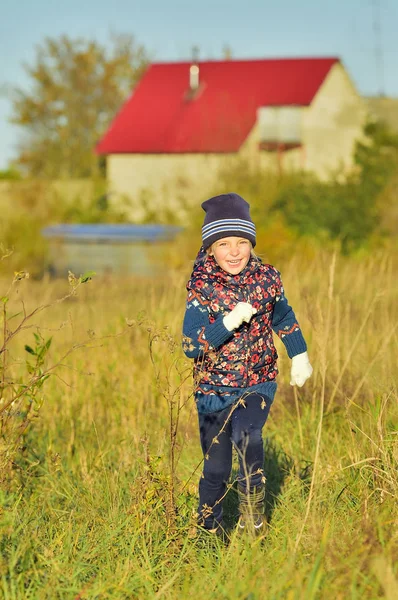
xmin=11 ymin=34 xmax=149 ymax=178
xmin=271 ymin=120 xmax=398 ymax=253
xmin=354 ymin=119 xmax=398 ymax=196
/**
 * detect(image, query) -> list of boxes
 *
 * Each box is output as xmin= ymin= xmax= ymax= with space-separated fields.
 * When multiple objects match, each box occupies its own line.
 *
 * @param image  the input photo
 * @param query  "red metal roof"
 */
xmin=96 ymin=57 xmax=339 ymax=154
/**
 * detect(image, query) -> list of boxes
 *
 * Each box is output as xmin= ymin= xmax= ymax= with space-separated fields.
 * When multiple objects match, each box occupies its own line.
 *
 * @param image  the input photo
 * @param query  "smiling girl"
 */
xmin=182 ymin=193 xmax=313 ymax=538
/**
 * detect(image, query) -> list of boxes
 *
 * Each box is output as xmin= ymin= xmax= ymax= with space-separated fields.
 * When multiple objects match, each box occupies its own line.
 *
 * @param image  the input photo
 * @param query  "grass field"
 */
xmin=1 ymin=249 xmax=397 ymax=599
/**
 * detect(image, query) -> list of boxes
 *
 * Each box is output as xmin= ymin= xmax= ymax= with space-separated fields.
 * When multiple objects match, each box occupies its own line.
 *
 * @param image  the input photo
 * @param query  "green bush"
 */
xmin=270 ymin=120 xmax=398 ymax=254
xmin=271 ymin=174 xmax=379 ymax=254
xmin=0 ymin=166 xmax=22 ymax=181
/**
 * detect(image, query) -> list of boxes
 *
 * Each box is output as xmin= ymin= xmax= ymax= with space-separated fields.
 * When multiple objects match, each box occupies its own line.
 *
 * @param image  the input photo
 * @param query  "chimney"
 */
xmin=189 ymin=64 xmax=199 ymax=90
xmin=189 ymin=45 xmax=200 ymax=91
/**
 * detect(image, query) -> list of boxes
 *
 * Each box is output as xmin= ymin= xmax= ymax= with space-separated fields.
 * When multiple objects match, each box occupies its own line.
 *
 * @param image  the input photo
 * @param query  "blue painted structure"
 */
xmin=42 ymin=224 xmax=182 ymax=276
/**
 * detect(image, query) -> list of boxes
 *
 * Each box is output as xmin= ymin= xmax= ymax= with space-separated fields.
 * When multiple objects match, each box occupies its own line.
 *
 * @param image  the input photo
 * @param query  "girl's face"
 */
xmin=209 ymin=236 xmax=252 ymax=275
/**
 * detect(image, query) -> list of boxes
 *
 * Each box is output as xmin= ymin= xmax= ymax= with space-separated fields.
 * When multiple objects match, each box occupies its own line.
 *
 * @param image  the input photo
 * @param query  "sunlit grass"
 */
xmin=0 ymin=249 xmax=397 ymax=599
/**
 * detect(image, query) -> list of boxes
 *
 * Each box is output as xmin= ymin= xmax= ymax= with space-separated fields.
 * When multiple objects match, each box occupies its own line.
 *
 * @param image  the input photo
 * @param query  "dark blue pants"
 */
xmin=198 ymin=393 xmax=272 ymax=529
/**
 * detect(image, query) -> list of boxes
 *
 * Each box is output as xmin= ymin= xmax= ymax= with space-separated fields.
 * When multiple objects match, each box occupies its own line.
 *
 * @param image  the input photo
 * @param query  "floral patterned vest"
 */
xmin=187 ymin=253 xmax=281 ymax=389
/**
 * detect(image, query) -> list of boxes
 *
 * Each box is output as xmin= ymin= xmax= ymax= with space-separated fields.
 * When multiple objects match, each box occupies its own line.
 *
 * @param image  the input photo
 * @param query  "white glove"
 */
xmin=223 ymin=302 xmax=257 ymax=331
xmin=290 ymin=351 xmax=313 ymax=387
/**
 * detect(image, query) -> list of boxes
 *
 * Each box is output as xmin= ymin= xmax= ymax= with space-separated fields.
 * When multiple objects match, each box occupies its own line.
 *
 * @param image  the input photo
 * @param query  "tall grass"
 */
xmin=0 ymin=249 xmax=397 ymax=599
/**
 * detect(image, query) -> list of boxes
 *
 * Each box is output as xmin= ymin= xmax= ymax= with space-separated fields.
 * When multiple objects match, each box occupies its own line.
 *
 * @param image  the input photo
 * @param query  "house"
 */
xmin=96 ymin=57 xmax=366 ymax=220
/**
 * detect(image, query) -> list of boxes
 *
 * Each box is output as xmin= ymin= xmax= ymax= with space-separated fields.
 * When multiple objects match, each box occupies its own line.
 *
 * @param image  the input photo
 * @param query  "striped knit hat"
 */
xmin=201 ymin=193 xmax=256 ymax=250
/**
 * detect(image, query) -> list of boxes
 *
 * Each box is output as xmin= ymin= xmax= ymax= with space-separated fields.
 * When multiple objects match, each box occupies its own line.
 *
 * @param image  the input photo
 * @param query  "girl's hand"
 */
xmin=223 ymin=302 xmax=257 ymax=331
xmin=290 ymin=351 xmax=313 ymax=387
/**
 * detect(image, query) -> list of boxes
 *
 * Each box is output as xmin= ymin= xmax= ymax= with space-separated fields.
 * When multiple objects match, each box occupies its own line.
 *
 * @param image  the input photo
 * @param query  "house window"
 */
xmin=258 ymin=106 xmax=302 ymax=150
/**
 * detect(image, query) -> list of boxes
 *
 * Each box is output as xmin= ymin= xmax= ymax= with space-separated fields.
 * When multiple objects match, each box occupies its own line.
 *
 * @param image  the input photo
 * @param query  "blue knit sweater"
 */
xmin=182 ymin=251 xmax=307 ymax=414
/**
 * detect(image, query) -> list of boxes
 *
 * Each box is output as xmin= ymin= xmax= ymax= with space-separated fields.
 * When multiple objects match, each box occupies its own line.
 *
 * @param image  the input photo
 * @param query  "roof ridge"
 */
xmin=150 ymin=56 xmax=340 ymax=67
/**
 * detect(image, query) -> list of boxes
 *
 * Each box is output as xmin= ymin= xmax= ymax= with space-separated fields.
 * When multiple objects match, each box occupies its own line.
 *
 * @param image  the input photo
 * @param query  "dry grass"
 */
xmin=0 ymin=248 xmax=397 ymax=599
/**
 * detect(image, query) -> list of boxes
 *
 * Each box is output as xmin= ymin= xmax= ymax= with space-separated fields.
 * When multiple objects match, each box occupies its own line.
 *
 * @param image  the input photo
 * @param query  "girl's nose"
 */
xmin=230 ymin=246 xmax=239 ymax=256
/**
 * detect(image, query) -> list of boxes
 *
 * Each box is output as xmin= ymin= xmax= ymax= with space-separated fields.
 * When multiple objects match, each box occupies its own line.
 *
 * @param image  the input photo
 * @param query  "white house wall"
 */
xmin=107 ymin=153 xmax=233 ymax=221
xmin=303 ymin=62 xmax=366 ymax=178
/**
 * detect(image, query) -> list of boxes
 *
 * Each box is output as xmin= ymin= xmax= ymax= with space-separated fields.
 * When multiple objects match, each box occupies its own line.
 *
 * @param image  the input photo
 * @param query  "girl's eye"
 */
xmin=239 ymin=240 xmax=249 ymax=245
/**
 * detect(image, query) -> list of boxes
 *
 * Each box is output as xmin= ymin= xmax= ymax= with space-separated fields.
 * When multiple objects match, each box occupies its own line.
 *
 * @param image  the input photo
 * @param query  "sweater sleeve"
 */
xmin=271 ymin=271 xmax=307 ymax=359
xmin=182 ymin=288 xmax=233 ymax=359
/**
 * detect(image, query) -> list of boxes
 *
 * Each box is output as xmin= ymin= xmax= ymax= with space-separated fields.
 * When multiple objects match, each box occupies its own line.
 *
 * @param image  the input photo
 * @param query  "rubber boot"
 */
xmin=237 ymin=483 xmax=266 ymax=535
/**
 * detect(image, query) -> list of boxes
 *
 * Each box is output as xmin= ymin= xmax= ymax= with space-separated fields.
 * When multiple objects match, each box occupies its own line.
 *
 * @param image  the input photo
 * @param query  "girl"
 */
xmin=182 ymin=193 xmax=312 ymax=536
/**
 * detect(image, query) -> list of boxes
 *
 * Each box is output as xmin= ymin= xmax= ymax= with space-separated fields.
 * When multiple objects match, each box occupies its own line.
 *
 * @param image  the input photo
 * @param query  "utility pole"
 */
xmin=372 ymin=0 xmax=385 ymax=97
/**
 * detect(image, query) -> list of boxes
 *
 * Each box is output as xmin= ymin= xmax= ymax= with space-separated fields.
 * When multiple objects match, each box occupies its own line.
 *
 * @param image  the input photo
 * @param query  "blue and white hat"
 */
xmin=201 ymin=193 xmax=256 ymax=250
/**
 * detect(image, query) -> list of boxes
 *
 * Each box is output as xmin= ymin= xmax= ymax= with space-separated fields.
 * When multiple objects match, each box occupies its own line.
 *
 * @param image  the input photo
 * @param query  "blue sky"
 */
xmin=0 ymin=0 xmax=397 ymax=169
